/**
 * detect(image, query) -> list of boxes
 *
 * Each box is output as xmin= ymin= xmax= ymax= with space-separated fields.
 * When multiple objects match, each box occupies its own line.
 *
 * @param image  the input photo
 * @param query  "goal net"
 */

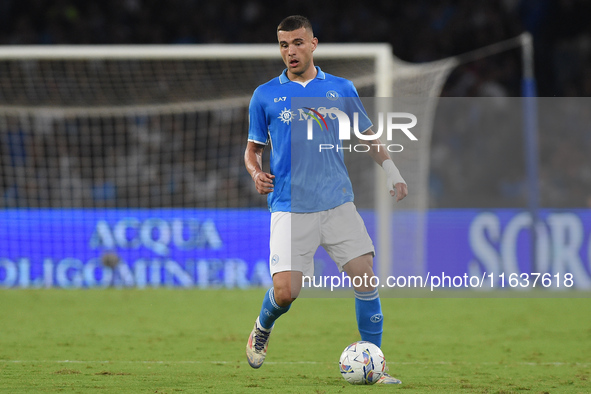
xmin=0 ymin=42 xmax=528 ymax=288
xmin=0 ymin=45 xmax=386 ymax=210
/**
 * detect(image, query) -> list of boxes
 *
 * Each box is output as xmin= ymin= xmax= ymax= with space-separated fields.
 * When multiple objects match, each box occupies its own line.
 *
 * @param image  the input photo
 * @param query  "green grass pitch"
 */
xmin=0 ymin=289 xmax=589 ymax=393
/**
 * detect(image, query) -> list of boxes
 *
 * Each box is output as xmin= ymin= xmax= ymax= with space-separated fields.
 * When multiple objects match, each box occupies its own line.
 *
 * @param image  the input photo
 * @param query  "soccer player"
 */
xmin=244 ymin=15 xmax=407 ymax=385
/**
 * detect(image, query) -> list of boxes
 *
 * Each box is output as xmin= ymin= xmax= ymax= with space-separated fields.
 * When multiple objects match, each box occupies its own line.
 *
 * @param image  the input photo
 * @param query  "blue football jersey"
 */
xmin=248 ymin=67 xmax=372 ymax=213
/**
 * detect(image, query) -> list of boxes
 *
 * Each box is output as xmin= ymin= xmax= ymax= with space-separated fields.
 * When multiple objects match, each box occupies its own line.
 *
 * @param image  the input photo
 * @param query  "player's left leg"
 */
xmin=343 ymin=254 xmax=383 ymax=347
xmin=343 ymin=255 xmax=401 ymax=384
xmin=321 ymin=203 xmax=383 ymax=347
xmin=325 ymin=202 xmax=401 ymax=384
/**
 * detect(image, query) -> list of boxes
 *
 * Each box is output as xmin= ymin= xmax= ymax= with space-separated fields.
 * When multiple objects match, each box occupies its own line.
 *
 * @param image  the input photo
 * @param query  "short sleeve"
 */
xmin=248 ymin=88 xmax=269 ymax=145
xmin=345 ymin=81 xmax=372 ymax=133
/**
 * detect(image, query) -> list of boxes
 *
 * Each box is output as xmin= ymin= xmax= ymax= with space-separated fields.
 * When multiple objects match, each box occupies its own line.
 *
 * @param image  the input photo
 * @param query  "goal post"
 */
xmin=0 ymin=39 xmax=536 ymax=288
xmin=374 ymin=32 xmax=538 ymax=282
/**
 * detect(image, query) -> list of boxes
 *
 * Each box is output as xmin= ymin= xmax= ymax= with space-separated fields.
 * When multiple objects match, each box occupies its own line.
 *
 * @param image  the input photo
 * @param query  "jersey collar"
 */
xmin=279 ymin=66 xmax=325 ymax=84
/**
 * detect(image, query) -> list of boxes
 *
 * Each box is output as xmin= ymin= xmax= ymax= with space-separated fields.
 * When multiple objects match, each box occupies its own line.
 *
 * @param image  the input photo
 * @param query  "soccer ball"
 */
xmin=338 ymin=341 xmax=386 ymax=385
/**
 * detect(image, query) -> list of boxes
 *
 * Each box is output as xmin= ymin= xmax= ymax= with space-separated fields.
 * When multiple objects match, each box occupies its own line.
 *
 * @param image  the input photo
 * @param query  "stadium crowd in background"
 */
xmin=1 ymin=0 xmax=590 ymax=208
xmin=2 ymin=0 xmax=590 ymax=96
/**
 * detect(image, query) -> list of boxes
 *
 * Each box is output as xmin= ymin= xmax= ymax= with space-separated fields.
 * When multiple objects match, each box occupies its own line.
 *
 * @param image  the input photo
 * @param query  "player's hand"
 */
xmin=389 ymin=182 xmax=408 ymax=202
xmin=253 ymin=171 xmax=275 ymax=195
xmin=382 ymin=160 xmax=407 ymax=202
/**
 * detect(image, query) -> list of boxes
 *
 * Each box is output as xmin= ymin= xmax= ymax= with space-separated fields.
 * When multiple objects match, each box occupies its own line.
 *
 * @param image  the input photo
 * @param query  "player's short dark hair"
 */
xmin=277 ymin=15 xmax=313 ymax=35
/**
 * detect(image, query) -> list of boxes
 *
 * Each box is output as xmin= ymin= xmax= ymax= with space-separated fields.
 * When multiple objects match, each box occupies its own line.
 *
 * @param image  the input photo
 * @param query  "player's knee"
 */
xmin=344 ymin=254 xmax=375 ymax=277
xmin=273 ymin=284 xmax=299 ymax=307
xmin=272 ymin=271 xmax=302 ymax=307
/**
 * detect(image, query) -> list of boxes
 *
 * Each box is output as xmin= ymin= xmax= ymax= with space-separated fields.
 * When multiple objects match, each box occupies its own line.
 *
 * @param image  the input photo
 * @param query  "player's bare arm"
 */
xmin=361 ymin=129 xmax=408 ymax=202
xmin=244 ymin=141 xmax=274 ymax=195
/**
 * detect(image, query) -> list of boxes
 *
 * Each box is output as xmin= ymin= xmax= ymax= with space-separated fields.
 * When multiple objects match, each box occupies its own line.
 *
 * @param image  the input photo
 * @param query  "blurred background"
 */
xmin=0 ymin=0 xmax=590 ymax=288
xmin=1 ymin=0 xmax=590 ymax=209
xmin=2 ymin=0 xmax=590 ymax=97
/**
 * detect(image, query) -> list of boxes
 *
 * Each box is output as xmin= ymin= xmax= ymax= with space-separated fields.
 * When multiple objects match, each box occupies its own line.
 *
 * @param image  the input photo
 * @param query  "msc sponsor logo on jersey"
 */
xmin=326 ymin=90 xmax=339 ymax=100
xmin=296 ymin=106 xmax=340 ymax=122
xmin=277 ymin=108 xmax=295 ymax=124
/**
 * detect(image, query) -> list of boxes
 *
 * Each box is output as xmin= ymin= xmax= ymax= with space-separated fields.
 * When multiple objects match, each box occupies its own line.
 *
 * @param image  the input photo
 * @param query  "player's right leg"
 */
xmin=246 ymin=271 xmax=302 ymax=368
xmin=246 ymin=211 xmax=316 ymax=369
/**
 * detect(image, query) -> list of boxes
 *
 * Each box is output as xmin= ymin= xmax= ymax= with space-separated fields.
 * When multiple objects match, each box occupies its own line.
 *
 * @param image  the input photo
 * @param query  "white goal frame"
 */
xmin=1 ymin=37 xmax=534 ymax=284
xmin=0 ymin=43 xmax=401 ymax=282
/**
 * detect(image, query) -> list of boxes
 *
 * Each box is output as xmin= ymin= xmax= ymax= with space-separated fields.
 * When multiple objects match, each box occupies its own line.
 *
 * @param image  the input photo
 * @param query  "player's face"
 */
xmin=277 ymin=27 xmax=318 ymax=80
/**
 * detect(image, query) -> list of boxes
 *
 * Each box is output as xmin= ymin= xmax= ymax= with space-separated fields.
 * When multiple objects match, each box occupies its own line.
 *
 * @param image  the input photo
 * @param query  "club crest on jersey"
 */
xmin=326 ymin=90 xmax=339 ymax=100
xmin=278 ymin=107 xmax=295 ymax=124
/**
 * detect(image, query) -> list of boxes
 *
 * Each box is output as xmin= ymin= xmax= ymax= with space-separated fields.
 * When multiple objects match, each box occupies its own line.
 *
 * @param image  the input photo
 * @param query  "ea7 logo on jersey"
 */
xmin=274 ymin=96 xmax=287 ymax=102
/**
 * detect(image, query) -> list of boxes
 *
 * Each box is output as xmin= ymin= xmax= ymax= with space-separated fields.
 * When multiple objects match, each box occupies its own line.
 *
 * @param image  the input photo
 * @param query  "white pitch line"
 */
xmin=0 ymin=360 xmax=321 ymax=365
xmin=0 ymin=360 xmax=589 ymax=367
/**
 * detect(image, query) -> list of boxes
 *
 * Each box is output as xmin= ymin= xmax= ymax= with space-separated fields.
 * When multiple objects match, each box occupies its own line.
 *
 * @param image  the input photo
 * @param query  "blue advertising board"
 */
xmin=0 ymin=209 xmax=272 ymax=288
xmin=427 ymin=210 xmax=591 ymax=290
xmin=0 ymin=209 xmax=590 ymax=289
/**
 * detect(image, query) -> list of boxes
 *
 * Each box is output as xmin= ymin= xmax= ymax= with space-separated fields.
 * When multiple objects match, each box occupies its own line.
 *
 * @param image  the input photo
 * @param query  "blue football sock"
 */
xmin=258 ymin=287 xmax=291 ymax=330
xmin=354 ymin=288 xmax=383 ymax=347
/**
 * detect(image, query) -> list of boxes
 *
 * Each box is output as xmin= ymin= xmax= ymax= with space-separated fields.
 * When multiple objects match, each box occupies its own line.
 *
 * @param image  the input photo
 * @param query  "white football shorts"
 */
xmin=269 ymin=202 xmax=375 ymax=277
